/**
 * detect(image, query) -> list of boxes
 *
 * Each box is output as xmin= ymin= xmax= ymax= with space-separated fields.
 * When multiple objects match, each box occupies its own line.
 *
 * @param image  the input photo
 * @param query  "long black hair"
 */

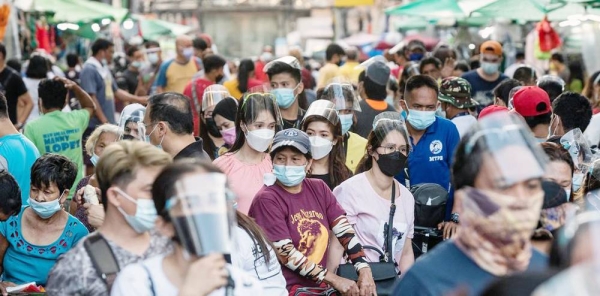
xmin=237 ymin=59 xmax=255 ymax=94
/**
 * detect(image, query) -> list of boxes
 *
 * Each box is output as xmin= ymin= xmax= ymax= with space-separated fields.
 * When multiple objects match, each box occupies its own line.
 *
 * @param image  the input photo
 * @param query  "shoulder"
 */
xmin=461 ymin=70 xmax=478 ymax=80
xmin=159 ymin=59 xmax=174 ymax=71
xmin=213 ymin=153 xmax=236 ymax=170
xmin=66 ymin=214 xmax=90 ymax=237
xmin=435 ymin=117 xmax=460 ymax=137
xmin=348 ymin=132 xmax=367 ymax=145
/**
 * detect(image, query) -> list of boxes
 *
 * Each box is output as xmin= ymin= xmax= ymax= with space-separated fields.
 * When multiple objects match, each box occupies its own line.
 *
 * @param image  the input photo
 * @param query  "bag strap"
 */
xmin=141 ymin=263 xmax=156 ymax=296
xmin=191 ymin=77 xmax=201 ymax=115
xmin=384 ymin=183 xmax=396 ymax=263
xmin=84 ymin=233 xmax=120 ymax=292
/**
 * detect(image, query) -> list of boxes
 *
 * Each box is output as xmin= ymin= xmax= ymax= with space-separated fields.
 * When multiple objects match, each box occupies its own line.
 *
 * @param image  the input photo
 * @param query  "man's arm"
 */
xmin=153 ymin=61 xmax=169 ymax=94
xmin=57 ymin=77 xmax=96 ymax=117
xmin=115 ymin=89 xmax=148 ymax=105
xmin=16 ymin=92 xmax=33 ymax=128
xmin=80 ymin=68 xmax=108 ymax=124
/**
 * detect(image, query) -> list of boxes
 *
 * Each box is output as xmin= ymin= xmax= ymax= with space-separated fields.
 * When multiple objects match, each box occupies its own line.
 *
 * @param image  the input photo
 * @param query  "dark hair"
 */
xmin=513 ymin=66 xmax=537 ymax=85
xmin=538 ymin=79 xmax=564 ymax=102
xmin=398 ymin=62 xmax=420 ymax=100
xmin=91 ymin=38 xmax=114 ymax=56
xmin=266 ymin=62 xmax=301 ymax=84
xmin=541 ymin=142 xmax=574 ymax=176
xmin=585 ymin=167 xmax=600 ymax=194
xmin=192 ymin=37 xmax=208 ymax=51
xmin=493 ymin=79 xmax=523 ymax=106
xmin=25 ymin=55 xmax=49 ymax=79
xmin=452 ymin=129 xmax=485 ymax=190
xmin=404 ymin=75 xmax=439 ymax=101
xmin=363 ymin=76 xmax=387 ymax=100
xmin=551 ymin=53 xmax=564 ymax=64
xmin=203 ymin=55 xmax=227 ymax=74
xmin=516 ymin=52 xmax=526 ymax=60
xmin=325 ymin=43 xmax=345 ymax=61
xmin=346 ymin=48 xmax=358 ymax=60
xmin=552 ymin=92 xmax=593 ymax=133
xmin=0 ymin=43 xmax=6 ymax=60
xmin=230 ymin=94 xmax=280 ymax=153
xmin=31 ymin=154 xmax=77 ymax=193
xmin=144 ymin=41 xmax=160 ymax=49
xmin=152 ymin=158 xmax=275 ymax=264
xmin=583 ymin=70 xmax=600 ymax=106
xmin=0 ymin=93 xmax=7 ymax=118
xmin=432 ymin=46 xmax=457 ymax=64
xmin=237 ymin=59 xmax=255 ymax=93
xmin=523 ymin=108 xmax=551 ymax=129
xmin=126 ymin=46 xmax=140 ymax=58
xmin=419 ymin=57 xmax=442 ymax=73
xmin=148 ymin=92 xmax=194 ymax=135
xmin=213 ymin=97 xmax=238 ymax=122
xmin=66 ymin=53 xmax=79 ymax=68
xmin=0 ymin=171 xmax=22 ymax=217
xmin=356 ymin=122 xmax=410 ymax=174
xmin=358 ymin=70 xmax=366 ymax=83
xmin=454 ymin=61 xmax=470 ymax=73
xmin=302 ymin=117 xmax=352 ymax=188
xmin=6 ymin=58 xmax=21 ymax=73
xmin=38 ymin=79 xmax=68 ymax=110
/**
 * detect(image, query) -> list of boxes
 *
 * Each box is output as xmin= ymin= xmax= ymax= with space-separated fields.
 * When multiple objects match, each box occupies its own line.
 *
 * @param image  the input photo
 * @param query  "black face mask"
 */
xmin=205 ymin=118 xmax=222 ymax=138
xmin=376 ymin=151 xmax=407 ymax=177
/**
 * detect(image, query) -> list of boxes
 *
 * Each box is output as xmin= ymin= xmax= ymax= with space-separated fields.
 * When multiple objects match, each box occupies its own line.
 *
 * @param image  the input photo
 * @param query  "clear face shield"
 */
xmin=370 ymin=112 xmax=412 ymax=177
xmin=320 ymin=77 xmax=362 ymax=113
xmin=302 ymin=100 xmax=340 ymax=128
xmin=202 ymin=85 xmax=231 ymax=114
xmin=507 ymin=86 xmax=523 ymax=110
xmin=118 ymin=103 xmax=147 ymax=141
xmin=168 ymin=173 xmax=236 ymax=259
xmin=263 ymin=56 xmax=302 ymax=73
xmin=241 ymin=88 xmax=284 ymax=131
xmin=560 ymin=128 xmax=594 ymax=174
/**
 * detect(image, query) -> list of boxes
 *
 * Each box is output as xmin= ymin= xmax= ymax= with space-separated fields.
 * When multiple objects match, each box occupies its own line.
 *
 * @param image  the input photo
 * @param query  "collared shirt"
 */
xmin=395 ymin=116 xmax=460 ymax=220
xmin=174 ymin=138 xmax=210 ymax=160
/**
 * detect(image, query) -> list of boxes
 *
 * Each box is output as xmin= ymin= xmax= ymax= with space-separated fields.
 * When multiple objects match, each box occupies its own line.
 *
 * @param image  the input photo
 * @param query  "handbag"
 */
xmin=336 ymin=183 xmax=399 ymax=296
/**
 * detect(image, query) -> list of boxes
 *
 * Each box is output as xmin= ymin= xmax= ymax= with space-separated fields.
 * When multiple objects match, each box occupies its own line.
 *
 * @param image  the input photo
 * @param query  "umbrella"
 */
xmin=472 ymin=0 xmax=600 ymax=21
xmin=386 ymin=0 xmax=465 ymax=19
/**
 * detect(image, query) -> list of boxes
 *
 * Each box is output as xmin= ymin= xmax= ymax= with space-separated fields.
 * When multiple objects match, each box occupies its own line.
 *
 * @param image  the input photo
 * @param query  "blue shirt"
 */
xmin=0 ymin=207 xmax=89 ymax=285
xmin=80 ymin=63 xmax=117 ymax=127
xmin=0 ymin=134 xmax=40 ymax=204
xmin=461 ymin=70 xmax=508 ymax=107
xmin=395 ymin=117 xmax=460 ymax=219
xmin=394 ymin=241 xmax=548 ymax=296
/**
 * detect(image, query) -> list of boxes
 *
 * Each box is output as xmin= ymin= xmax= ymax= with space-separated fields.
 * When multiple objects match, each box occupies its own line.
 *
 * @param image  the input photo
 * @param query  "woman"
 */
xmin=212 ymin=97 xmax=238 ymax=155
xmin=71 ymin=124 xmax=119 ymax=231
xmin=331 ymin=112 xmax=415 ymax=274
xmin=249 ymin=128 xmax=376 ymax=295
xmin=395 ymin=112 xmax=550 ymax=296
xmin=0 ymin=154 xmax=88 ymax=286
xmin=199 ymin=85 xmax=230 ymax=160
xmin=213 ymin=93 xmax=281 ymax=214
xmin=224 ymin=59 xmax=264 ymax=100
xmin=23 ymin=55 xmax=49 ymax=124
xmin=582 ymin=70 xmax=600 ymax=114
xmin=112 ymin=159 xmax=286 ymax=295
xmin=301 ymin=100 xmax=352 ymax=190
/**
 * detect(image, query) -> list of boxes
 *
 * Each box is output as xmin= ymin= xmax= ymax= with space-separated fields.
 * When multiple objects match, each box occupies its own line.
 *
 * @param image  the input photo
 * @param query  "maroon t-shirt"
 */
xmin=248 ymin=178 xmax=345 ymax=290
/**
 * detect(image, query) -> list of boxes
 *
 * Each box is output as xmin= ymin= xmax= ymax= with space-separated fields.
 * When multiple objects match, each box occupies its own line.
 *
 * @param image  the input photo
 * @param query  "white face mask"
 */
xmin=245 ymin=128 xmax=275 ymax=152
xmin=309 ymin=136 xmax=333 ymax=160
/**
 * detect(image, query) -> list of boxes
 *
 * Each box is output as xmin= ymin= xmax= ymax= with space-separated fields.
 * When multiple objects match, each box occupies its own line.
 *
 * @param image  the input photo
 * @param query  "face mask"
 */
xmin=147 ymin=53 xmax=159 ymax=65
xmin=131 ymin=61 xmax=143 ymax=68
xmin=409 ymin=53 xmax=423 ymax=61
xmin=309 ymin=136 xmax=333 ymax=160
xmin=101 ymin=59 xmax=108 ymax=66
xmin=146 ymin=124 xmax=165 ymax=149
xmin=183 ymin=47 xmax=194 ymax=59
xmin=376 ymin=151 xmax=407 ymax=177
xmin=573 ymin=173 xmax=584 ymax=192
xmin=339 ymin=114 xmax=353 ymax=135
xmin=436 ymin=105 xmax=447 ymax=119
xmin=480 ymin=62 xmax=499 ymax=75
xmin=90 ymin=153 xmax=100 ymax=167
xmin=273 ymin=164 xmax=306 ymax=187
xmin=271 ymin=85 xmax=299 ymax=109
xmin=246 ymin=128 xmax=275 ymax=152
xmin=406 ymin=109 xmax=436 ymax=130
xmin=28 ymin=194 xmax=64 ymax=219
xmin=205 ymin=118 xmax=222 ymax=138
xmin=114 ymin=188 xmax=158 ymax=234
xmin=221 ymin=127 xmax=237 ymax=146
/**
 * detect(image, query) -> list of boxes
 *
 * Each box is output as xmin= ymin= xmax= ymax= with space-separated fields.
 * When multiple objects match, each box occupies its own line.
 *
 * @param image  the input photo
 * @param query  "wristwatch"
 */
xmin=450 ymin=212 xmax=459 ymax=224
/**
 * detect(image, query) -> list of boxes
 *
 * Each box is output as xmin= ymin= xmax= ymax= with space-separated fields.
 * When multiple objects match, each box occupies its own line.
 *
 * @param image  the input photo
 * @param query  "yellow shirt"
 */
xmin=223 ymin=79 xmax=243 ymax=100
xmin=317 ymin=63 xmax=340 ymax=90
xmin=345 ymin=131 xmax=368 ymax=173
xmin=338 ymin=61 xmax=362 ymax=85
xmin=156 ymin=58 xmax=200 ymax=93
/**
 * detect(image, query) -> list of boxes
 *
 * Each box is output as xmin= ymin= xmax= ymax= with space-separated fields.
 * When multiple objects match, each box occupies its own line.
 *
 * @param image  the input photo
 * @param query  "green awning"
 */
xmin=386 ymin=0 xmax=466 ymax=19
xmin=472 ymin=0 xmax=600 ymax=21
xmin=134 ymin=16 xmax=192 ymax=41
xmin=18 ymin=0 xmax=128 ymax=25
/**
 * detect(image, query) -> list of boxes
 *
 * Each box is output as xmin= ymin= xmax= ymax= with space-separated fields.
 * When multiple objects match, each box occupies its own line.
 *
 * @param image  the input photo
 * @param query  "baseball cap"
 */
xmin=478 ymin=105 xmax=509 ymax=120
xmin=365 ymin=60 xmax=390 ymax=86
xmin=270 ymin=128 xmax=311 ymax=155
xmin=480 ymin=40 xmax=502 ymax=56
xmin=513 ymin=86 xmax=552 ymax=117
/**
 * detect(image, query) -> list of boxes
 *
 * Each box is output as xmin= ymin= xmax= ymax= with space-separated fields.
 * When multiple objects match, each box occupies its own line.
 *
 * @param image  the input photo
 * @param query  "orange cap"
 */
xmin=480 ymin=40 xmax=502 ymax=56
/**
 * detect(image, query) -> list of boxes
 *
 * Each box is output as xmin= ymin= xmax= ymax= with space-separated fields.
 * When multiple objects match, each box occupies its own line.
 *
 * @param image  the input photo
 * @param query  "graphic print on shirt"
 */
xmin=250 ymin=237 xmax=282 ymax=280
xmin=473 ymin=90 xmax=493 ymax=106
xmin=429 ymin=140 xmax=444 ymax=162
xmin=291 ymin=209 xmax=329 ymax=263
xmin=42 ymin=129 xmax=82 ymax=153
xmin=380 ymin=221 xmax=408 ymax=262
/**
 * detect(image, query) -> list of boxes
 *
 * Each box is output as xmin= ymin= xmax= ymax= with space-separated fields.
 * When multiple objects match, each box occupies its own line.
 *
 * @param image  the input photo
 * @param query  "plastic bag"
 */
xmin=537 ymin=16 xmax=561 ymax=52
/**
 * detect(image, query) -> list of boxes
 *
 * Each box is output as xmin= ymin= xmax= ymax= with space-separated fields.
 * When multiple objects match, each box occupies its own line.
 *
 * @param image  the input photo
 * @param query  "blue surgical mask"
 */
xmin=28 ymin=193 xmax=64 ymax=219
xmin=90 ymin=153 xmax=100 ymax=166
xmin=406 ymin=109 xmax=436 ymax=130
xmin=271 ymin=85 xmax=299 ymax=109
xmin=339 ymin=114 xmax=353 ymax=135
xmin=409 ymin=53 xmax=423 ymax=61
xmin=273 ymin=164 xmax=306 ymax=187
xmin=114 ymin=188 xmax=157 ymax=233
xmin=573 ymin=173 xmax=584 ymax=192
xmin=480 ymin=62 xmax=499 ymax=75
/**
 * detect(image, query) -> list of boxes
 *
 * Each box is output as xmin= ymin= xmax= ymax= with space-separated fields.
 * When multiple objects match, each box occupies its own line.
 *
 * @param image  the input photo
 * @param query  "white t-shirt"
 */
xmin=584 ymin=113 xmax=600 ymax=147
xmin=451 ymin=114 xmax=477 ymax=139
xmin=111 ymin=255 xmax=263 ymax=296
xmin=23 ymin=77 xmax=41 ymax=124
xmin=232 ymin=227 xmax=287 ymax=296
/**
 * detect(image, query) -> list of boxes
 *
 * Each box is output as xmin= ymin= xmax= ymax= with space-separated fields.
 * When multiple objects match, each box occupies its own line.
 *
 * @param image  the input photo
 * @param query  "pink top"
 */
xmin=213 ymin=152 xmax=273 ymax=214
xmin=333 ymin=172 xmax=415 ymax=266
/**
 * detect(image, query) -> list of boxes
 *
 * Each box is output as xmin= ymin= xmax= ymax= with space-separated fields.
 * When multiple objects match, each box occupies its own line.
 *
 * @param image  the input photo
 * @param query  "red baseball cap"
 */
xmin=513 ymin=86 xmax=552 ymax=117
xmin=479 ymin=105 xmax=509 ymax=120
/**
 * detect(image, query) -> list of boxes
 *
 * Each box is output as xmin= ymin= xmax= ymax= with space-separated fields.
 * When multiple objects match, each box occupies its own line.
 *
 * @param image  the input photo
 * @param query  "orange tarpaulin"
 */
xmin=0 ymin=4 xmax=10 ymax=41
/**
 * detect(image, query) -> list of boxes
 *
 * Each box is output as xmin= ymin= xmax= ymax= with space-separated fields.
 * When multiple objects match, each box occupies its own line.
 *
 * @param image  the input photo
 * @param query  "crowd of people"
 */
xmin=0 ymin=33 xmax=598 ymax=296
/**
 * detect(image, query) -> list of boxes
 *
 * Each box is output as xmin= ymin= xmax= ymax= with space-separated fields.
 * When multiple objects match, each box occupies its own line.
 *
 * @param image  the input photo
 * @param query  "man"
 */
xmin=354 ymin=61 xmax=396 ymax=138
xmin=397 ymin=75 xmax=460 ymax=233
xmin=550 ymin=53 xmax=570 ymax=83
xmin=461 ymin=41 xmax=508 ymax=107
xmin=193 ymin=37 xmax=209 ymax=59
xmin=0 ymin=43 xmax=33 ymax=129
xmin=117 ymin=46 xmax=146 ymax=95
xmin=537 ymin=75 xmax=565 ymax=102
xmin=547 ymin=92 xmax=593 ymax=144
xmin=420 ymin=57 xmax=442 ymax=81
xmin=406 ymin=40 xmax=426 ymax=62
xmin=45 ymin=141 xmax=172 ymax=295
xmin=142 ymin=41 xmax=162 ymax=95
xmin=317 ymin=43 xmax=345 ymax=89
xmin=0 ymin=171 xmax=22 ymax=221
xmin=492 ymin=78 xmax=522 ymax=107
xmin=144 ymin=92 xmax=210 ymax=160
xmin=437 ymin=77 xmax=478 ymax=138
xmin=338 ymin=47 xmax=361 ymax=84
xmin=265 ymin=56 xmax=306 ymax=129
xmin=512 ymin=86 xmax=552 ymax=142
xmin=24 ymin=77 xmax=96 ymax=200
xmin=0 ymin=92 xmax=39 ymax=204
xmin=154 ymin=35 xmax=202 ymax=94
xmin=183 ymin=54 xmax=227 ymax=136
xmin=513 ymin=65 xmax=537 ymax=86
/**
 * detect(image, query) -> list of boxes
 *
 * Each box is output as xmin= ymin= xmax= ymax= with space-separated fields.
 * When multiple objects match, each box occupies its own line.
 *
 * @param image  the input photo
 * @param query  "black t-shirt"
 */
xmin=116 ymin=69 xmax=139 ymax=95
xmin=310 ymin=174 xmax=332 ymax=190
xmin=0 ymin=67 xmax=28 ymax=124
xmin=282 ymin=108 xmax=306 ymax=130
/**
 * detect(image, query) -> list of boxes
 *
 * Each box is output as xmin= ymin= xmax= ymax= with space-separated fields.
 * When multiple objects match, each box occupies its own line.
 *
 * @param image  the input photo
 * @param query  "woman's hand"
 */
xmin=327 ymin=273 xmax=360 ymax=296
xmin=83 ymin=203 xmax=105 ymax=229
xmin=179 ymin=254 xmax=228 ymax=296
xmin=357 ymin=267 xmax=377 ymax=296
xmin=0 ymin=281 xmax=15 ymax=296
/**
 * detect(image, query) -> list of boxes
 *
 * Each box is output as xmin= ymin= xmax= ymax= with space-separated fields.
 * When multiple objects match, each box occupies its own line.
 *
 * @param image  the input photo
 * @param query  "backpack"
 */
xmin=410 ymin=183 xmax=448 ymax=228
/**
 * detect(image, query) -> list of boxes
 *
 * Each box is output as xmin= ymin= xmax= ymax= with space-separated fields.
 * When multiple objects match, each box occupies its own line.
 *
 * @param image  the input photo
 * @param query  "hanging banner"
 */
xmin=334 ymin=0 xmax=374 ymax=7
